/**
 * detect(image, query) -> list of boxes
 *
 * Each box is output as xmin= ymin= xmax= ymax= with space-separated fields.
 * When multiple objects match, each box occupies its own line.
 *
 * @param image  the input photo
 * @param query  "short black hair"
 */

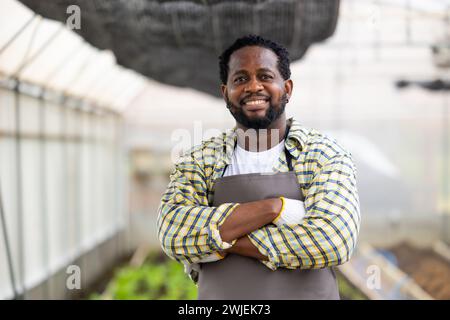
xmin=218 ymin=34 xmax=291 ymax=85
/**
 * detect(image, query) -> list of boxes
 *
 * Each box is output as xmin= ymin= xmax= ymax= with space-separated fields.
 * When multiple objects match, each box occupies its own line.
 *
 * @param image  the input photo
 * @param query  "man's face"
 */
xmin=221 ymin=46 xmax=293 ymax=129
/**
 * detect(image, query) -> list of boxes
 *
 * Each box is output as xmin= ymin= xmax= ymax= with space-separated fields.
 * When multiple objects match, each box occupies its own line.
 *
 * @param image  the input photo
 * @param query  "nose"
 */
xmin=244 ymin=76 xmax=263 ymax=93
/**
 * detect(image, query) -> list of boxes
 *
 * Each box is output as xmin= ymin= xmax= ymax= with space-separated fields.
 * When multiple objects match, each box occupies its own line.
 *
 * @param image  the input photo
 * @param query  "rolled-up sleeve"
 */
xmin=157 ymin=153 xmax=238 ymax=264
xmin=248 ymin=154 xmax=361 ymax=270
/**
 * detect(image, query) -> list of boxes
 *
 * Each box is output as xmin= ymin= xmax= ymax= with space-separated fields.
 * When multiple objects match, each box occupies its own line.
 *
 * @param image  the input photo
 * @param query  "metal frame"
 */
xmin=0 ymin=181 xmax=19 ymax=299
xmin=0 ymin=17 xmax=124 ymax=299
xmin=12 ymin=79 xmax=25 ymax=299
xmin=0 ymin=14 xmax=36 ymax=56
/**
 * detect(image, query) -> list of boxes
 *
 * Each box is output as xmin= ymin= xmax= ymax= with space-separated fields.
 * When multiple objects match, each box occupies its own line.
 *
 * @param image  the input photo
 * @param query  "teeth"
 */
xmin=246 ymin=100 xmax=266 ymax=105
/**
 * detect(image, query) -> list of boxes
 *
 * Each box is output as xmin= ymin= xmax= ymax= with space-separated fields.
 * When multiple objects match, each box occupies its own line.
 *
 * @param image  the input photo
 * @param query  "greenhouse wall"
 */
xmin=0 ymin=83 xmax=130 ymax=299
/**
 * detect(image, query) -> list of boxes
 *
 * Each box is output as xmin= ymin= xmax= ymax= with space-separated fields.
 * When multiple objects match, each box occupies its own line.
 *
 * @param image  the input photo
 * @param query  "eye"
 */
xmin=234 ymin=76 xmax=247 ymax=84
xmin=260 ymin=74 xmax=273 ymax=81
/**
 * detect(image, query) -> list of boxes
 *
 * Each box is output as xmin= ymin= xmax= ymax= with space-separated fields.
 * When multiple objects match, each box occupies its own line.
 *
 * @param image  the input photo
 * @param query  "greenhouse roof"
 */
xmin=16 ymin=0 xmax=340 ymax=97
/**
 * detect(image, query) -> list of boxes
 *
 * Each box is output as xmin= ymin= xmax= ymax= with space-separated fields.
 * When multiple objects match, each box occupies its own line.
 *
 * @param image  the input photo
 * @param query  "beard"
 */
xmin=226 ymin=93 xmax=288 ymax=129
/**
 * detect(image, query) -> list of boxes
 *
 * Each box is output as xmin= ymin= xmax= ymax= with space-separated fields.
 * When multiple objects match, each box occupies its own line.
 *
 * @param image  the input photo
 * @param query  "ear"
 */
xmin=284 ymin=79 xmax=293 ymax=100
xmin=221 ymin=84 xmax=228 ymax=102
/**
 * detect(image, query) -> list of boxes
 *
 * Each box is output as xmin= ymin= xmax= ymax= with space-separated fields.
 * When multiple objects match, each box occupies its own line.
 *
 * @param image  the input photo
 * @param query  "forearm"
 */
xmin=247 ymin=169 xmax=360 ymax=270
xmin=218 ymin=198 xmax=282 ymax=243
xmin=158 ymin=202 xmax=239 ymax=263
xmin=224 ymin=235 xmax=268 ymax=261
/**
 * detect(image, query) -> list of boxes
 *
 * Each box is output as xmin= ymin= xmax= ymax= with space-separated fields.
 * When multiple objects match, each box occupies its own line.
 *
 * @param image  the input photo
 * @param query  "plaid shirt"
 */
xmin=157 ymin=118 xmax=361 ymax=271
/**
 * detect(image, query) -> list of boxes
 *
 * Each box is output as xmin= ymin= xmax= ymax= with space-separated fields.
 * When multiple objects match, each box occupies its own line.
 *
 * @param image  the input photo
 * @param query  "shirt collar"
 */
xmin=221 ymin=117 xmax=308 ymax=165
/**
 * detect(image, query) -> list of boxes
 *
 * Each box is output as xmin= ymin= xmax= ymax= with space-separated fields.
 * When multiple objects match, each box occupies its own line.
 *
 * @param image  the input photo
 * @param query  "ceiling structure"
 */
xmin=17 ymin=0 xmax=340 ymax=97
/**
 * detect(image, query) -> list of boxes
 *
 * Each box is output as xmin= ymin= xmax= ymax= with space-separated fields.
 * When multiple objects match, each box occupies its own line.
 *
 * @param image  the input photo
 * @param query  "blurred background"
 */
xmin=0 ymin=0 xmax=449 ymax=300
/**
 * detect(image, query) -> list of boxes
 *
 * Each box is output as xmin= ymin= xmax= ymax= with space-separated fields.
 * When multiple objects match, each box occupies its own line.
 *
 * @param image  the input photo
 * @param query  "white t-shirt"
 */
xmin=223 ymin=140 xmax=285 ymax=176
xmin=223 ymin=138 xmax=307 ymax=227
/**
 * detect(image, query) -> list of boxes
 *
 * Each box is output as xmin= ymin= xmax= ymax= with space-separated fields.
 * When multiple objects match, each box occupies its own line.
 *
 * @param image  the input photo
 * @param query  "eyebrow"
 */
xmin=231 ymin=68 xmax=275 ymax=76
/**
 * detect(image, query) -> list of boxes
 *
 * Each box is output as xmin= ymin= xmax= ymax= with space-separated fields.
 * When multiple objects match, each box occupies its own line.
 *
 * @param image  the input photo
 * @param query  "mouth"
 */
xmin=241 ymin=97 xmax=270 ymax=111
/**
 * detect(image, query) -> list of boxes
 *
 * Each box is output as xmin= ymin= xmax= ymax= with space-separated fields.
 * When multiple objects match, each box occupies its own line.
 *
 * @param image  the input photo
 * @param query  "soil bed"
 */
xmin=388 ymin=242 xmax=450 ymax=300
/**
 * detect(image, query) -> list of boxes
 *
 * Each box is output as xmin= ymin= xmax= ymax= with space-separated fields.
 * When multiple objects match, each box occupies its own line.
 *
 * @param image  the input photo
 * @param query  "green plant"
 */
xmin=91 ymin=252 xmax=367 ymax=300
xmin=337 ymin=272 xmax=367 ymax=300
xmin=91 ymin=253 xmax=197 ymax=300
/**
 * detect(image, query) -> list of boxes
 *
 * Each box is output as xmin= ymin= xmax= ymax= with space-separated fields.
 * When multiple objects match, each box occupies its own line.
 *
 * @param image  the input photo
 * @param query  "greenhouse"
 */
xmin=0 ymin=0 xmax=449 ymax=301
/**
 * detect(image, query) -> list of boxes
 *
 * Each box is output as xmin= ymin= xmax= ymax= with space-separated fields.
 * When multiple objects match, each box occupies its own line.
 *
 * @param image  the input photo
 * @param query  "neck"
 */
xmin=236 ymin=114 xmax=287 ymax=152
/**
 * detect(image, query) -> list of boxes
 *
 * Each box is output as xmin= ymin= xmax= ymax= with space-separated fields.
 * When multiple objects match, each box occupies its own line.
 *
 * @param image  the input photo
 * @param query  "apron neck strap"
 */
xmin=284 ymin=123 xmax=294 ymax=171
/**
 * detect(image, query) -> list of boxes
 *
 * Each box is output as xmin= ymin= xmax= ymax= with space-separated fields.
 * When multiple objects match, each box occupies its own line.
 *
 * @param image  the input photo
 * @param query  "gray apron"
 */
xmin=197 ymin=145 xmax=340 ymax=300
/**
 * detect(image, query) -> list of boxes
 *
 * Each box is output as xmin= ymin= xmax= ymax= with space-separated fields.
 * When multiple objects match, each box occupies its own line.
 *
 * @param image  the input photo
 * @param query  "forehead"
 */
xmin=228 ymin=46 xmax=279 ymax=74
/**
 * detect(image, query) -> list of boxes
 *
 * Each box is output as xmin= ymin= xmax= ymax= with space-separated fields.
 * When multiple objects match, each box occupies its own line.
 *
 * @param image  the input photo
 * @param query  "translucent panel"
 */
xmin=17 ymin=94 xmax=40 ymax=134
xmin=16 ymin=95 xmax=43 ymax=289
xmin=45 ymin=45 xmax=94 ymax=92
xmin=44 ymin=101 xmax=62 ymax=138
xmin=0 ymin=225 xmax=15 ymax=300
xmin=333 ymin=0 xmax=447 ymax=47
xmin=114 ymin=78 xmax=147 ymax=112
xmin=66 ymin=51 xmax=117 ymax=98
xmin=66 ymin=139 xmax=80 ymax=260
xmin=0 ymin=0 xmax=34 ymax=53
xmin=94 ymin=68 xmax=135 ymax=110
xmin=79 ymin=113 xmax=96 ymax=249
xmin=20 ymin=28 xmax=84 ymax=87
xmin=45 ymin=139 xmax=66 ymax=272
xmin=0 ymin=135 xmax=19 ymax=300
xmin=0 ymin=88 xmax=16 ymax=132
xmin=123 ymin=82 xmax=232 ymax=129
xmin=0 ymin=0 xmax=146 ymax=114
xmin=0 ymin=90 xmax=21 ymax=295
xmin=1 ymin=84 xmax=130 ymax=300
xmin=83 ymin=68 xmax=118 ymax=103
xmin=0 ymin=18 xmax=61 ymax=77
xmin=21 ymin=138 xmax=45 ymax=289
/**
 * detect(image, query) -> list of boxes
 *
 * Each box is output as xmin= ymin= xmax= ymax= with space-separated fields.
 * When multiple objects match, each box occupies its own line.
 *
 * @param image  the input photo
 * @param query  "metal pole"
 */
xmin=442 ymin=5 xmax=450 ymax=245
xmin=38 ymin=88 xmax=50 ymax=299
xmin=0 ymin=181 xmax=19 ymax=299
xmin=13 ymin=24 xmax=65 ymax=77
xmin=9 ymin=25 xmax=42 ymax=297
xmin=13 ymin=80 xmax=24 ymax=300
xmin=114 ymin=114 xmax=121 ymax=265
xmin=405 ymin=0 xmax=411 ymax=45
xmin=8 ymin=21 xmax=43 ymax=296
xmin=76 ymin=101 xmax=87 ymax=293
xmin=372 ymin=0 xmax=381 ymax=61
xmin=60 ymin=95 xmax=69 ymax=299
xmin=73 ymin=100 xmax=83 ymax=298
xmin=97 ymin=110 xmax=106 ymax=268
xmin=443 ymin=92 xmax=449 ymax=244
xmin=0 ymin=14 xmax=36 ymax=57
xmin=88 ymin=110 xmax=98 ymax=277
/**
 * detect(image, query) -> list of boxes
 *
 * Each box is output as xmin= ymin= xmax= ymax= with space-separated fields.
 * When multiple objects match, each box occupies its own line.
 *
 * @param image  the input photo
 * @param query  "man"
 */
xmin=157 ymin=35 xmax=360 ymax=299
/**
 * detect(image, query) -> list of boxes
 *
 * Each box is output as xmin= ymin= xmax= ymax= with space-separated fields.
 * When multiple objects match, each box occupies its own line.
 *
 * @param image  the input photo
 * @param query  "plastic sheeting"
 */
xmin=0 ymin=87 xmax=127 ymax=299
xmin=0 ymin=0 xmax=147 ymax=112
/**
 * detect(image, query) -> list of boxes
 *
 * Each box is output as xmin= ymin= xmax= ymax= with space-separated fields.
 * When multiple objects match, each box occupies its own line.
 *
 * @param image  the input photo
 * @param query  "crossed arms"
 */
xmin=157 ymin=152 xmax=360 ymax=270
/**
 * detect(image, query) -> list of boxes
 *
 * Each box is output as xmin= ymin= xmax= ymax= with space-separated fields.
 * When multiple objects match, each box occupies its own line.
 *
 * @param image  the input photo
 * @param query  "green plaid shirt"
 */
xmin=157 ymin=118 xmax=360 ymax=270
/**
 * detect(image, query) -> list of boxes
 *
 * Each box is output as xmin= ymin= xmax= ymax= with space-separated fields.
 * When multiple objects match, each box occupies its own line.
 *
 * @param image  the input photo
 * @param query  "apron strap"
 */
xmin=284 ymin=122 xmax=294 ymax=171
xmin=285 ymin=147 xmax=294 ymax=171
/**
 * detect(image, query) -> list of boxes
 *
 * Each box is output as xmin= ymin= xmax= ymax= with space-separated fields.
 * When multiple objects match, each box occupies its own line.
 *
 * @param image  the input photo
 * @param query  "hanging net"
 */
xmin=18 ymin=0 xmax=340 ymax=96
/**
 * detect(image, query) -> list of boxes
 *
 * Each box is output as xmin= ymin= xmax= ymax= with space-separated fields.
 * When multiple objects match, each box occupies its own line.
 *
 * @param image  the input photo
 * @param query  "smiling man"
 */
xmin=157 ymin=35 xmax=361 ymax=300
